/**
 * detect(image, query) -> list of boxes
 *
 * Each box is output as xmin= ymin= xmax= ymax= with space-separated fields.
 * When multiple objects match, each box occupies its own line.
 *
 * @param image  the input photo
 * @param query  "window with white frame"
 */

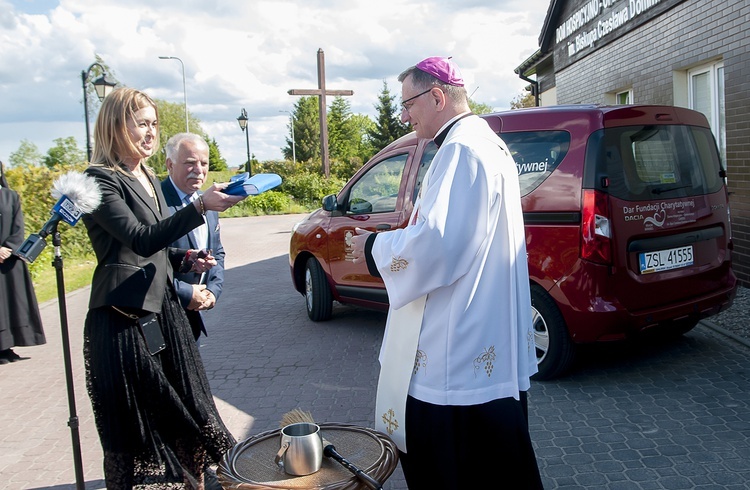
xmin=616 ymin=89 xmax=632 ymax=104
xmin=688 ymin=61 xmax=725 ymax=164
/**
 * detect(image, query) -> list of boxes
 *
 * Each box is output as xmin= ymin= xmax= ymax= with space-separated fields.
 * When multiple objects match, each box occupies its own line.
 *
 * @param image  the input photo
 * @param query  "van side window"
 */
xmin=500 ymin=131 xmax=570 ymax=196
xmin=346 ymin=153 xmax=407 ymax=215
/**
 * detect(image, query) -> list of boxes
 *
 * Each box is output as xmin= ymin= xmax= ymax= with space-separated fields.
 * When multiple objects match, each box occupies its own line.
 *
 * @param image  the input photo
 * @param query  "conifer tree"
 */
xmin=286 ymin=96 xmax=320 ymax=163
xmin=368 ymin=81 xmax=409 ymax=153
xmin=207 ymin=138 xmax=228 ymax=171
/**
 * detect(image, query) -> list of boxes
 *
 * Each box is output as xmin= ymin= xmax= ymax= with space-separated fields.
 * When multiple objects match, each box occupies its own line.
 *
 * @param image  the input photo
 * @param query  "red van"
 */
xmin=289 ymin=105 xmax=737 ymax=379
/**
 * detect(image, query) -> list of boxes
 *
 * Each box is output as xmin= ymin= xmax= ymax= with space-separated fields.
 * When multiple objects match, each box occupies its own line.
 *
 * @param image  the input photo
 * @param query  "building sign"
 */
xmin=553 ymin=0 xmax=685 ymax=69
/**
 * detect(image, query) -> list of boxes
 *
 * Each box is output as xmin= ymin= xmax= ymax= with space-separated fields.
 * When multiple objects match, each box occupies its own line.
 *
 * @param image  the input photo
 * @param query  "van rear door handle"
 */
xmin=376 ymin=224 xmax=392 ymax=230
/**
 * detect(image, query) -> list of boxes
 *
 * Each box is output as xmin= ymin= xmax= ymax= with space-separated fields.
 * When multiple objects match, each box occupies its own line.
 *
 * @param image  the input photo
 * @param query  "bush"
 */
xmin=253 ymin=160 xmax=300 ymax=179
xmin=4 ymin=161 xmax=344 ymax=280
xmin=222 ymin=191 xmax=294 ymax=216
xmin=330 ymin=156 xmax=364 ymax=181
xmin=5 ymin=163 xmax=93 ymax=278
xmin=282 ymin=171 xmax=346 ymax=208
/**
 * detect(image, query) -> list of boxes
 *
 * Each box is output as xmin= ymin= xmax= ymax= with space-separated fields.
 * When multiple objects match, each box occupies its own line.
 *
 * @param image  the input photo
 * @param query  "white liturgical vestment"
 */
xmin=372 ymin=114 xmax=537 ymax=451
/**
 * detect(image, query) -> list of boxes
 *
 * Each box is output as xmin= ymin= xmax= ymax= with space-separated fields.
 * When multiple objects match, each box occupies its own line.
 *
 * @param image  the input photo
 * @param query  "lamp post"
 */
xmin=279 ymin=110 xmax=296 ymax=166
xmin=159 ymin=56 xmax=189 ymax=132
xmin=81 ymin=63 xmax=116 ymax=162
xmin=237 ymin=108 xmax=252 ymax=176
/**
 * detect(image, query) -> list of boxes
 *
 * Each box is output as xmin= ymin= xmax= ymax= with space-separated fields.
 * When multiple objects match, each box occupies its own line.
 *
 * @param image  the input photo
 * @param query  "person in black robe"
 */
xmin=0 ymin=160 xmax=46 ymax=364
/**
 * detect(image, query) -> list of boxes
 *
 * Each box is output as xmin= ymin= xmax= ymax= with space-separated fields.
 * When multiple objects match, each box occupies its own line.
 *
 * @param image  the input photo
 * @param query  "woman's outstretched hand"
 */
xmin=196 ymin=183 xmax=245 ymax=212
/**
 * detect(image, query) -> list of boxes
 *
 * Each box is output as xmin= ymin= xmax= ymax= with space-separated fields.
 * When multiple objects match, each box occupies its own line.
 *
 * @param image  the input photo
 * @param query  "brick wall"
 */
xmin=552 ymin=0 xmax=750 ymax=285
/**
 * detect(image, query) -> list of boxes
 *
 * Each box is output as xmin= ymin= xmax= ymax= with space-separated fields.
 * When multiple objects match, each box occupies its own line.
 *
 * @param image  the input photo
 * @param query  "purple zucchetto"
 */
xmin=416 ymin=56 xmax=464 ymax=87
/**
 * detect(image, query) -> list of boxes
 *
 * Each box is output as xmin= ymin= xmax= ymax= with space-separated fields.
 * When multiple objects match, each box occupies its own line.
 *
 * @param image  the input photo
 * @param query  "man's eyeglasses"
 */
xmin=401 ymin=88 xmax=433 ymax=112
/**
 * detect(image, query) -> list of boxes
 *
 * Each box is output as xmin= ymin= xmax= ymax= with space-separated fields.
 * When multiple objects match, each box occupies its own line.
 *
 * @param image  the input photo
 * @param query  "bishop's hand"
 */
xmin=350 ymin=227 xmax=373 ymax=264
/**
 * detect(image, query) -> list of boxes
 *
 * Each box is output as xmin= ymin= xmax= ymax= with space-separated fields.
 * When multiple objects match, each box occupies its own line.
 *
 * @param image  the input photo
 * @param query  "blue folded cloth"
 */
xmin=224 ymin=173 xmax=282 ymax=197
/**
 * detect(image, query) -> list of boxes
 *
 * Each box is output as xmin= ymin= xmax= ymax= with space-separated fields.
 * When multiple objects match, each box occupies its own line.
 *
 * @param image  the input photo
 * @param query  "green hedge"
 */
xmin=4 ymin=163 xmax=347 ymax=277
xmin=6 ymin=163 xmax=92 ymax=278
xmin=281 ymin=172 xmax=346 ymax=207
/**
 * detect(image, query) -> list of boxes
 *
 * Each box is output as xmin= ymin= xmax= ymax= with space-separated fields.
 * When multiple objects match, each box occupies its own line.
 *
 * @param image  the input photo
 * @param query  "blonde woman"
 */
xmin=83 ymin=87 xmax=243 ymax=488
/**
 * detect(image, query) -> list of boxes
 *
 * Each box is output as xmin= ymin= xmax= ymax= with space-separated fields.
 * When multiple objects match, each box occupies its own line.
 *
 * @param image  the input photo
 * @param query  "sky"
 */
xmin=0 ymin=0 xmax=552 ymax=167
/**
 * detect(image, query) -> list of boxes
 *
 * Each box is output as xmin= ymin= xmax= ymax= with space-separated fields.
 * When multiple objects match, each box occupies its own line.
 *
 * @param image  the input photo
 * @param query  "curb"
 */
xmin=699 ymin=318 xmax=750 ymax=350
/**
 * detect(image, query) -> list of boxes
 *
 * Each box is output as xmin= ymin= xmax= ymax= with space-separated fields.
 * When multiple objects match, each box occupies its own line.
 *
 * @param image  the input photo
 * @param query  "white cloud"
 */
xmin=0 ymin=0 xmax=550 ymax=167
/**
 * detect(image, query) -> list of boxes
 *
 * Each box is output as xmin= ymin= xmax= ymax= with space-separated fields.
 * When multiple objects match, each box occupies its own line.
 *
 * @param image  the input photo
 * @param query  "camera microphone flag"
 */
xmin=53 ymin=195 xmax=85 ymax=226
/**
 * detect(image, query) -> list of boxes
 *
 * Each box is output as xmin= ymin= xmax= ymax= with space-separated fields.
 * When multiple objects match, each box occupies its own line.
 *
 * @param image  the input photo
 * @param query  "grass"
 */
xmin=33 ymin=255 xmax=97 ymax=304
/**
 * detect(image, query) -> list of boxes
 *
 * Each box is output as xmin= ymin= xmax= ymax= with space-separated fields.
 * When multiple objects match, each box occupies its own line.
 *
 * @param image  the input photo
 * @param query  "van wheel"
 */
xmin=530 ymin=286 xmax=575 ymax=380
xmin=305 ymin=257 xmax=333 ymax=321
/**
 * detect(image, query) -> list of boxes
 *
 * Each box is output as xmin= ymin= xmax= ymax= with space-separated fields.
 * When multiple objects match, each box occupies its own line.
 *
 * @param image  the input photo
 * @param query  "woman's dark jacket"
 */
xmin=83 ymin=165 xmax=204 ymax=313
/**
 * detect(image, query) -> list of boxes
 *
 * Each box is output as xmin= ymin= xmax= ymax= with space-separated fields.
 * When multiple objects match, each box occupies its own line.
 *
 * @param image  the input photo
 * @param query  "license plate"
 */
xmin=639 ymin=245 xmax=694 ymax=274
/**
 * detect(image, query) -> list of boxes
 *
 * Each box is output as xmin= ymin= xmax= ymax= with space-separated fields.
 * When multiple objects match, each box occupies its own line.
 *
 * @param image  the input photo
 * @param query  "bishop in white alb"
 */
xmin=371 ymin=112 xmax=536 ymax=411
xmin=355 ymin=55 xmax=543 ymax=489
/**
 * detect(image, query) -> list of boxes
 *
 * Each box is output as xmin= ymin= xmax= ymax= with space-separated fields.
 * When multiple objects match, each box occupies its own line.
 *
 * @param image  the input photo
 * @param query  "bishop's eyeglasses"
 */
xmin=401 ymin=88 xmax=433 ymax=112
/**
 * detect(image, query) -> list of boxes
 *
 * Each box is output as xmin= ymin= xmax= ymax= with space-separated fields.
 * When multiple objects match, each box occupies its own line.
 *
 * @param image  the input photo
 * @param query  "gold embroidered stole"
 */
xmin=374 ymin=294 xmax=426 ymax=452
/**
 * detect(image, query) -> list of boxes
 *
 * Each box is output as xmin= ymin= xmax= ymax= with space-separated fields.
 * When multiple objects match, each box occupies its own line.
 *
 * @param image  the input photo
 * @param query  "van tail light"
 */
xmin=581 ymin=189 xmax=612 ymax=264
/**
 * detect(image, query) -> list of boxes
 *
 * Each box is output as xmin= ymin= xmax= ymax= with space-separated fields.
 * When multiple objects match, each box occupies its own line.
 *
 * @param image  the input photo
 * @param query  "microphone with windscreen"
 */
xmin=15 ymin=171 xmax=102 ymax=263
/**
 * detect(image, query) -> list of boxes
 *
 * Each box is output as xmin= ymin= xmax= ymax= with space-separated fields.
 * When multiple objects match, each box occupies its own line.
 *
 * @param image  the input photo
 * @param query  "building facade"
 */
xmin=517 ymin=0 xmax=750 ymax=285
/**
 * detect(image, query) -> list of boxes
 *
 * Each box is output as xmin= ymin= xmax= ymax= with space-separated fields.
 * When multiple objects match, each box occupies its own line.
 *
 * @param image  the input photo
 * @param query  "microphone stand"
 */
xmin=52 ymin=226 xmax=85 ymax=490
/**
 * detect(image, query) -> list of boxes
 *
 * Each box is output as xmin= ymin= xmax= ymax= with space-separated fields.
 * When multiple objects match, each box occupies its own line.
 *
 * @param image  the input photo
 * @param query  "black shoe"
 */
xmin=0 ymin=357 xmax=8 ymax=365
xmin=1 ymin=349 xmax=29 ymax=362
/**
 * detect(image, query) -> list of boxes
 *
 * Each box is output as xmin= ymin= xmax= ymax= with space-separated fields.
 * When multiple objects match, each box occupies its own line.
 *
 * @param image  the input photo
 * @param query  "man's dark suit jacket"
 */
xmin=83 ymin=165 xmax=204 ymax=314
xmin=161 ymin=177 xmax=225 ymax=340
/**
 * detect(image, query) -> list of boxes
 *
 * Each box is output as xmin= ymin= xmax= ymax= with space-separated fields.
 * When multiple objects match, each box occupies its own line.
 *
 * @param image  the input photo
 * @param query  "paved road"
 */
xmin=1 ymin=214 xmax=749 ymax=489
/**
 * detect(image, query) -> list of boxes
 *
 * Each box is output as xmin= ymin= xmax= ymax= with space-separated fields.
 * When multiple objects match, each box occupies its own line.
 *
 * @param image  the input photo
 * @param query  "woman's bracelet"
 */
xmin=198 ymin=196 xmax=206 ymax=216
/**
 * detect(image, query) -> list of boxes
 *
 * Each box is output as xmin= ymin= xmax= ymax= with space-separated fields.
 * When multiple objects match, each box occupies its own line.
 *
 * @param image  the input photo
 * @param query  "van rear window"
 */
xmin=592 ymin=125 xmax=724 ymax=200
xmin=500 ymin=131 xmax=570 ymax=196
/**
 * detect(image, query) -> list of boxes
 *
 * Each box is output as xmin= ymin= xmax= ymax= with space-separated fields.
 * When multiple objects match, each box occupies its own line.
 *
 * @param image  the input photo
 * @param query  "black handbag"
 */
xmin=112 ymin=306 xmax=166 ymax=355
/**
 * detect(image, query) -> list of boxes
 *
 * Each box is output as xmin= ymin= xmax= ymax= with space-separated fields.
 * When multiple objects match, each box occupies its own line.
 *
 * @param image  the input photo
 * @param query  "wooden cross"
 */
xmin=288 ymin=48 xmax=354 ymax=178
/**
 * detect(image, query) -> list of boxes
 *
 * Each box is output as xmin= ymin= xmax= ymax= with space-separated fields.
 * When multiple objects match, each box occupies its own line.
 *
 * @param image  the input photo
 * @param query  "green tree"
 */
xmin=468 ymin=99 xmax=494 ymax=115
xmin=42 ymin=136 xmax=86 ymax=168
xmin=329 ymin=113 xmax=377 ymax=179
xmin=9 ymin=139 xmax=43 ymax=168
xmin=368 ymin=80 xmax=409 ymax=154
xmin=207 ymin=138 xmax=228 ymax=171
xmin=328 ymin=96 xmax=358 ymax=161
xmin=510 ymin=90 xmax=536 ymax=109
xmin=288 ymin=96 xmax=321 ymax=164
xmin=350 ymin=114 xmax=376 ymax=162
xmin=281 ymin=114 xmax=297 ymax=163
xmin=147 ymin=99 xmax=205 ymax=173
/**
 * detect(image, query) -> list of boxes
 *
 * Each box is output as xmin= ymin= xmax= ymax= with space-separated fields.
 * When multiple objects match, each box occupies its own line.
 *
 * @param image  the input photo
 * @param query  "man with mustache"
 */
xmin=162 ymin=132 xmax=226 ymax=342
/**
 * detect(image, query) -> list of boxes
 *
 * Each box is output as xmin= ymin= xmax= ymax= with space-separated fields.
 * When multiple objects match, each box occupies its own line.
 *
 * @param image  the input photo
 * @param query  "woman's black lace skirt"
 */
xmin=84 ymin=285 xmax=236 ymax=486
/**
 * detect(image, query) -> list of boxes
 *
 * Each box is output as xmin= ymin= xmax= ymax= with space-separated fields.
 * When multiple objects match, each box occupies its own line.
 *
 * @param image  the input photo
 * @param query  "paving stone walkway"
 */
xmin=1 ymin=214 xmax=749 ymax=489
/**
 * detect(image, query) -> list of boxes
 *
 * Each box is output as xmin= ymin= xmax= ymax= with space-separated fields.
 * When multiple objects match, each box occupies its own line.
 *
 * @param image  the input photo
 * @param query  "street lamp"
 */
xmin=158 ymin=56 xmax=189 ymax=132
xmin=81 ymin=63 xmax=116 ymax=162
xmin=279 ymin=110 xmax=296 ymax=166
xmin=237 ymin=108 xmax=252 ymax=176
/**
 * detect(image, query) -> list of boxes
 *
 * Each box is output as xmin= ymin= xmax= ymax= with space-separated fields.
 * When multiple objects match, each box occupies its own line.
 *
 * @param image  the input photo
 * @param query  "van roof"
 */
xmin=376 ymin=104 xmax=711 ymax=159
xmin=486 ymin=104 xmax=711 ymax=132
